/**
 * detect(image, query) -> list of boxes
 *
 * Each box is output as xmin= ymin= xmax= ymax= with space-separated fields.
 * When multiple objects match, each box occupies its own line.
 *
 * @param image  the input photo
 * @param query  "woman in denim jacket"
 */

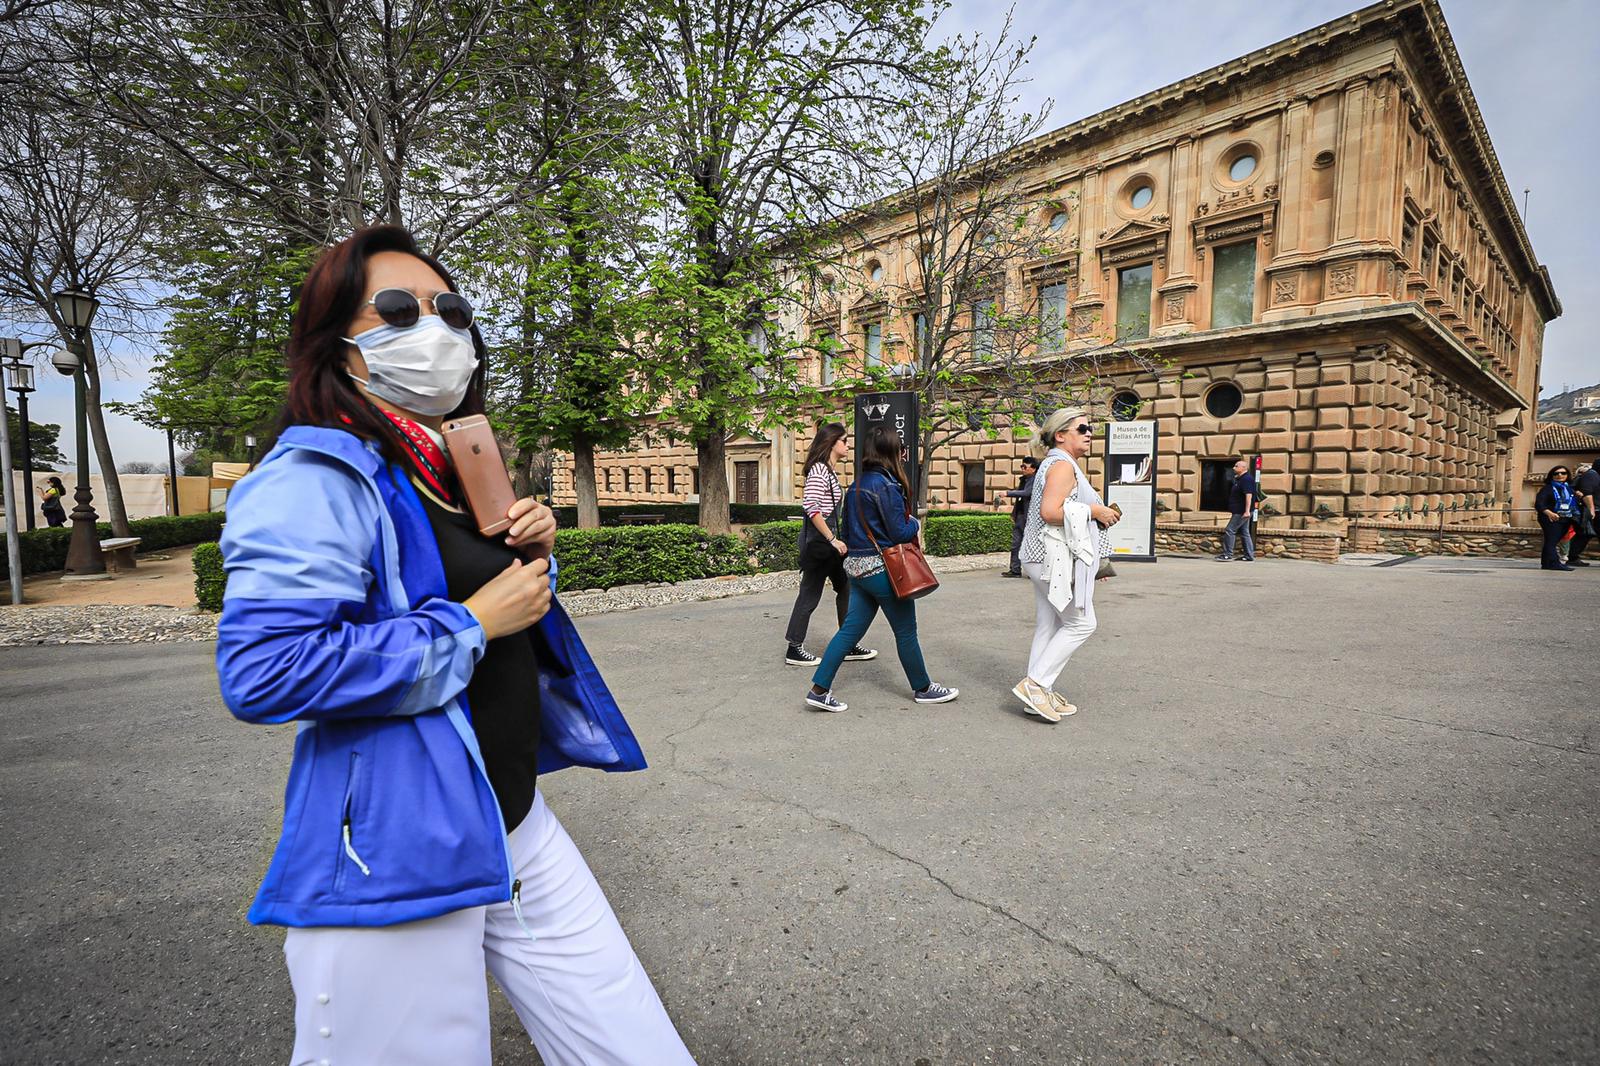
xmin=804 ymin=425 xmax=958 ymax=712
xmin=216 ymin=227 xmax=694 ymax=1065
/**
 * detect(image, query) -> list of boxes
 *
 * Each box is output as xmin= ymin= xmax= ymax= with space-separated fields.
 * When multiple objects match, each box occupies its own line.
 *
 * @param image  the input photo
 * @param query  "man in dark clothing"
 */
xmin=997 ymin=455 xmax=1039 ymax=577
xmin=1216 ymin=458 xmax=1256 ymax=561
xmin=1570 ymin=458 xmax=1599 ymax=566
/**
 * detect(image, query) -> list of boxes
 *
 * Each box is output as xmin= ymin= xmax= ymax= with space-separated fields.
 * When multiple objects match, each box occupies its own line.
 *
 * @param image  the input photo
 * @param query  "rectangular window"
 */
xmin=962 ymin=462 xmax=986 ymax=504
xmin=603 ymin=468 xmax=611 ymax=492
xmin=1039 ymin=282 xmax=1067 ymax=350
xmin=644 ymin=467 xmax=653 ymax=494
xmin=816 ymin=330 xmax=836 ymax=385
xmin=1200 ymin=459 xmax=1236 ymax=513
xmin=692 ymin=466 xmax=701 ymax=495
xmin=749 ymin=322 xmax=770 ymax=380
xmin=973 ymin=299 xmax=995 ymax=358
xmin=667 ymin=467 xmax=677 ymax=495
xmin=1210 ymin=242 xmax=1256 ymax=328
xmin=914 ymin=312 xmax=929 ymax=361
xmin=1116 ymin=264 xmax=1153 ymax=341
xmin=864 ymin=321 xmax=883 ymax=367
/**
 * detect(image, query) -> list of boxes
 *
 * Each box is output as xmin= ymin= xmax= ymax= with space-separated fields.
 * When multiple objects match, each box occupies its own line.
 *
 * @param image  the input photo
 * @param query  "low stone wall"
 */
xmin=1346 ymin=521 xmax=1543 ymax=558
xmin=1154 ymin=522 xmax=1342 ymax=563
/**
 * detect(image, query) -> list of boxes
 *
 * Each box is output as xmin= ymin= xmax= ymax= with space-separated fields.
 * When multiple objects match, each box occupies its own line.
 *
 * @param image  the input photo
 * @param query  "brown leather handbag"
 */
xmin=853 ymin=478 xmax=939 ymax=599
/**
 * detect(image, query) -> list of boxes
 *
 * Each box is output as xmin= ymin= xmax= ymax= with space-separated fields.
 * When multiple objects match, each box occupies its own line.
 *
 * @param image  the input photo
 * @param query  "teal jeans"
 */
xmin=811 ymin=568 xmax=930 ymax=693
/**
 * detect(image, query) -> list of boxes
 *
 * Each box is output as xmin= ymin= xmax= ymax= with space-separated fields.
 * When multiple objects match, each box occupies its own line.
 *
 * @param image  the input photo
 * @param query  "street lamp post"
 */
xmin=51 ymin=288 xmax=106 ymax=580
xmin=167 ymin=427 xmax=180 ymax=516
xmin=1 ymin=342 xmax=39 ymax=530
xmin=245 ymin=434 xmax=257 ymax=465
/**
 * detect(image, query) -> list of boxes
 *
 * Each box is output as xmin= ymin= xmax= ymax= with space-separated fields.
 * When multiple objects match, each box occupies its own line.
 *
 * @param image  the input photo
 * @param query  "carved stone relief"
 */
xmin=1329 ymin=264 xmax=1357 ymax=295
xmin=1165 ymin=294 xmax=1185 ymax=322
xmin=1273 ymin=276 xmax=1298 ymax=304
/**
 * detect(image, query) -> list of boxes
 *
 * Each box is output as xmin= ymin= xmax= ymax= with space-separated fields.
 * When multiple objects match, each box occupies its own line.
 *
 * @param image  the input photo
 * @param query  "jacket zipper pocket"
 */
xmin=338 ymin=752 xmax=371 ymax=883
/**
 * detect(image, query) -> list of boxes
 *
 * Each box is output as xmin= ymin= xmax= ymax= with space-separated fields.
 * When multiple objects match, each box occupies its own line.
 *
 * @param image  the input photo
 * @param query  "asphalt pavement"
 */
xmin=2 ymin=556 xmax=1596 ymax=1065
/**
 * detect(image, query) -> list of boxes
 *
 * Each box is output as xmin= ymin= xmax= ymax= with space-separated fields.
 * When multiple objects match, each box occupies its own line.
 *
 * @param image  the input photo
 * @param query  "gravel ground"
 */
xmin=0 ymin=552 xmax=1011 ymax=646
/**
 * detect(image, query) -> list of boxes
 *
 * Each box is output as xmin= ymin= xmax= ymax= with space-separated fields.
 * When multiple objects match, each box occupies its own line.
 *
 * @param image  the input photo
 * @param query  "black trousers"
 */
xmin=1569 ymin=518 xmax=1592 ymax=563
xmin=1008 ymin=520 xmax=1025 ymax=573
xmin=785 ymin=550 xmax=848 ymax=647
xmin=1538 ymin=515 xmax=1571 ymax=568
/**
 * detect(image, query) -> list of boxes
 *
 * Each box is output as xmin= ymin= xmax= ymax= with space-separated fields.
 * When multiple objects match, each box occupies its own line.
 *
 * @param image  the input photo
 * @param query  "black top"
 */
xmin=1228 ymin=472 xmax=1257 ymax=516
xmin=418 ymin=488 xmax=541 ymax=833
xmin=1006 ymin=472 xmax=1036 ymax=523
xmin=1575 ymin=467 xmax=1600 ymax=502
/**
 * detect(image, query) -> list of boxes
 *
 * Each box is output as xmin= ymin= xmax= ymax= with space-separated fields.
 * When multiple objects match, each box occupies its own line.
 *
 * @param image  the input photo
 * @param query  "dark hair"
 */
xmin=802 ymin=422 xmax=847 ymax=474
xmin=861 ymin=425 xmax=910 ymax=499
xmin=1545 ymin=467 xmax=1570 ymax=483
xmin=272 ymin=225 xmax=487 ymax=467
xmin=1021 ymin=455 xmax=1039 ymax=469
xmin=46 ymin=475 xmax=65 ymax=490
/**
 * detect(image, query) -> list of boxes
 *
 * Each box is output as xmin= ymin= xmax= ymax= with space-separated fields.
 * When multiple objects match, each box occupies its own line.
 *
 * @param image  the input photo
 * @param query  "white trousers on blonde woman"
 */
xmin=1022 ymin=561 xmax=1098 ymax=690
xmin=283 ymin=790 xmax=695 ymax=1066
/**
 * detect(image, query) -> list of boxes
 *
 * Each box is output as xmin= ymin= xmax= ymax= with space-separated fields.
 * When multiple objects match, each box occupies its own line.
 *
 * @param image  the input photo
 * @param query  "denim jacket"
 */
xmin=216 ymin=426 xmax=645 ymax=928
xmin=839 ymin=467 xmax=920 ymax=558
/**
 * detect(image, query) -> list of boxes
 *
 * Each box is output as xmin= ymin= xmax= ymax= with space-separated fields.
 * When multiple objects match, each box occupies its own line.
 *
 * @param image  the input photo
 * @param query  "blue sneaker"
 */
xmin=806 ymin=688 xmax=847 ymax=712
xmin=913 ymin=683 xmax=959 ymax=704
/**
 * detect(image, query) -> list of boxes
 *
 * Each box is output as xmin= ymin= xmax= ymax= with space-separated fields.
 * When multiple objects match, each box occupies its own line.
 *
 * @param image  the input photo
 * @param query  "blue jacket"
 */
xmin=840 ymin=467 xmax=921 ymax=558
xmin=216 ymin=426 xmax=645 ymax=928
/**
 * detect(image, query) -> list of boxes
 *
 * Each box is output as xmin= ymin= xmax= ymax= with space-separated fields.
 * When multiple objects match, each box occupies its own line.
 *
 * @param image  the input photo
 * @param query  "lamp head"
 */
xmin=0 ymin=337 xmax=20 ymax=362
xmin=52 ymin=288 xmax=100 ymax=332
xmin=6 ymin=361 xmax=35 ymax=392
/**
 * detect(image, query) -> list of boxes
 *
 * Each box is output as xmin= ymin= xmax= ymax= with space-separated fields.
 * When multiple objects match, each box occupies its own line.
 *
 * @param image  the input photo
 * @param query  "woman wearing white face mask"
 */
xmin=216 ymin=227 xmax=695 ymax=1065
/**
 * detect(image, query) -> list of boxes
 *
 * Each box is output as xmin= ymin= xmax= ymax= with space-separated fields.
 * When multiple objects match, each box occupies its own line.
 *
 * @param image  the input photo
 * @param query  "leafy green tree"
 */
xmin=6 ymin=402 xmax=66 ymax=469
xmin=617 ymin=0 xmax=931 ymax=532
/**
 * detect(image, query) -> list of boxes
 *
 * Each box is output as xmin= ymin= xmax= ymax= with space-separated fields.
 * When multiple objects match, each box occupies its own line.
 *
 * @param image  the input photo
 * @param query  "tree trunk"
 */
xmin=571 ymin=436 xmax=600 ymax=529
xmin=510 ymin=441 xmax=536 ymax=499
xmin=81 ymin=337 xmax=131 ymax=536
xmin=916 ymin=428 xmax=936 ymax=515
xmin=697 ymin=432 xmax=731 ymax=534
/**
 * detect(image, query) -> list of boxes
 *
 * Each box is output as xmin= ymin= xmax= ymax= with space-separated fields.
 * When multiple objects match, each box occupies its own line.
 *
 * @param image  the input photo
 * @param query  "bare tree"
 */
xmin=849 ymin=19 xmax=1162 ymax=508
xmin=0 ymin=102 xmax=162 ymax=535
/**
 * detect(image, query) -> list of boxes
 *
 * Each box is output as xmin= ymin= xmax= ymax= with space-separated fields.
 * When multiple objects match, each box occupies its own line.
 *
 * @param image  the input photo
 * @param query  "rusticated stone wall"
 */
xmin=1153 ymin=522 xmax=1343 ymax=563
xmin=1346 ymin=521 xmax=1542 ymax=558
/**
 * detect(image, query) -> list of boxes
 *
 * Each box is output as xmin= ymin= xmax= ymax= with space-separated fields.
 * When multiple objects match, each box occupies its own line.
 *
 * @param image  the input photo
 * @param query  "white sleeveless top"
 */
xmin=1019 ymin=449 xmax=1102 ymax=566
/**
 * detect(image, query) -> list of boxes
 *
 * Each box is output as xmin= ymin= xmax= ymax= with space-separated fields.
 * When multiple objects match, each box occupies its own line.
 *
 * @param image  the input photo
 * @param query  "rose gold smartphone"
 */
xmin=441 ymin=414 xmax=518 ymax=539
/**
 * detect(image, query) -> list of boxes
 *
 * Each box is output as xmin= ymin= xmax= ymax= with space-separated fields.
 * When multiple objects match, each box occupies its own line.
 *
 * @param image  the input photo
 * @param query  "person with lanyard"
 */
xmin=1535 ymin=465 xmax=1580 ymax=572
xmin=1568 ymin=458 xmax=1598 ymax=566
xmin=215 ymin=226 xmax=695 ymax=1065
xmin=783 ymin=421 xmax=876 ymax=666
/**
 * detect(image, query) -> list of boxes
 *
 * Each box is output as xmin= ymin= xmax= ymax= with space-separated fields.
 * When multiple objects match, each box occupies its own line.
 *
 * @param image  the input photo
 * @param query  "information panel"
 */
xmin=854 ymin=391 xmax=922 ymax=498
xmin=1102 ymin=420 xmax=1158 ymax=561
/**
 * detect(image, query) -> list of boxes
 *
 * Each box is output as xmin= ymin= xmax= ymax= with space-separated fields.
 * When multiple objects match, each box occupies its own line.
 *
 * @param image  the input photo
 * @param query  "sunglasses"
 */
xmin=1072 ymin=423 xmax=1094 ymax=436
xmin=1553 ymin=471 xmax=1569 ymax=477
xmin=366 ymin=287 xmax=475 ymax=330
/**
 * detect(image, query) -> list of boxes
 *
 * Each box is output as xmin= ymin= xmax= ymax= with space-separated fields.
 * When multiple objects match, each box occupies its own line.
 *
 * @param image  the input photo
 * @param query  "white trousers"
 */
xmin=283 ymin=790 xmax=695 ymax=1066
xmin=1022 ymin=561 xmax=1098 ymax=690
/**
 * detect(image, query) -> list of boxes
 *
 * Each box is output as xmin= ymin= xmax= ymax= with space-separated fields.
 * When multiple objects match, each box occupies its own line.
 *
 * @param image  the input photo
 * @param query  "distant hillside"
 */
xmin=1538 ymin=382 xmax=1600 ymax=428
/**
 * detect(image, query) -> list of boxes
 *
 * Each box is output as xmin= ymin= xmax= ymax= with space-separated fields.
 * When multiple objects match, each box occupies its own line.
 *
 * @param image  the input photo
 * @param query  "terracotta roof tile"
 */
xmin=1534 ymin=421 xmax=1600 ymax=453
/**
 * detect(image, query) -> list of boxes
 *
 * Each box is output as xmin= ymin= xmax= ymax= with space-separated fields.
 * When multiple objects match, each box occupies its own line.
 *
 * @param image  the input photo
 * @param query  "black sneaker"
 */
xmin=844 ymin=645 xmax=878 ymax=661
xmin=805 ymin=688 xmax=847 ymax=712
xmin=1214 ymin=554 xmax=1233 ymax=561
xmin=913 ymin=683 xmax=958 ymax=704
xmin=785 ymin=644 xmax=820 ymax=666
xmin=1571 ymin=559 xmax=1592 ymax=566
xmin=1000 ymin=570 xmax=1023 ymax=578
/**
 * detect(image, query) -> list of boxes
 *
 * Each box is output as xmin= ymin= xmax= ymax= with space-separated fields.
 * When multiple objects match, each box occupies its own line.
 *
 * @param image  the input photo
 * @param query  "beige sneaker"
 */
xmin=1011 ymin=678 xmax=1061 ymax=723
xmin=1047 ymin=691 xmax=1078 ymax=718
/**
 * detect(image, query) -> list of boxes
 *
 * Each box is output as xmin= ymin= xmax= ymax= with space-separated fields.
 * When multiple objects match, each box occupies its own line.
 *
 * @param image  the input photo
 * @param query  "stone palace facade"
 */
xmin=552 ymin=0 xmax=1560 ymax=530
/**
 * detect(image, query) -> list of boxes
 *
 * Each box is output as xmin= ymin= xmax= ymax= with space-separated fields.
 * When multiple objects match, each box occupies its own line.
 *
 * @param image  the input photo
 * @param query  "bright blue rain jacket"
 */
xmin=216 ymin=426 xmax=645 ymax=928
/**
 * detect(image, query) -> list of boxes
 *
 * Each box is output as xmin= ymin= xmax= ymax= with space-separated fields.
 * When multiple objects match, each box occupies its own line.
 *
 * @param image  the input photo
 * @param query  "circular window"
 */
xmin=1129 ymin=184 xmax=1153 ymax=210
xmin=868 ymin=262 xmax=883 ymax=283
xmin=1049 ymin=210 xmax=1068 ymax=231
xmin=1111 ymin=391 xmax=1142 ymax=421
xmin=1228 ymin=153 xmax=1257 ymax=182
xmin=1204 ymin=382 xmax=1244 ymax=419
xmin=1312 ymin=150 xmax=1336 ymax=169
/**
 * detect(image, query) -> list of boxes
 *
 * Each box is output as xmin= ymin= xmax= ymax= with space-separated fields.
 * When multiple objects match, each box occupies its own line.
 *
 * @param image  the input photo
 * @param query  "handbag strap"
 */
xmin=852 ymin=470 xmax=912 ymax=555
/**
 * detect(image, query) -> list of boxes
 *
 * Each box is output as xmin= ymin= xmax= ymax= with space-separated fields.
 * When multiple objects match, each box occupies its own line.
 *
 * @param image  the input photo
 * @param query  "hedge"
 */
xmin=543 ymin=524 xmax=752 ymax=592
xmin=193 ymin=542 xmax=226 ymax=612
xmin=923 ymin=513 xmax=1014 ymax=556
xmin=549 ymin=502 xmax=805 ymax=528
xmin=3 ymin=511 xmax=228 ymax=576
xmin=745 ymin=521 xmax=803 ymax=572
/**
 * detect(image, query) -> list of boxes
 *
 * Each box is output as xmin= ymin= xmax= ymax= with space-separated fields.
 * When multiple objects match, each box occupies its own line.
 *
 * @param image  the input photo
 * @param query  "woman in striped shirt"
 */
xmin=784 ymin=422 xmax=877 ymax=666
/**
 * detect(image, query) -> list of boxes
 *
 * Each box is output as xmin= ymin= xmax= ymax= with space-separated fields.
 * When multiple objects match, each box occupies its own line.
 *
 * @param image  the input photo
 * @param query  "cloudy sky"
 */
xmin=8 ymin=0 xmax=1595 ymax=471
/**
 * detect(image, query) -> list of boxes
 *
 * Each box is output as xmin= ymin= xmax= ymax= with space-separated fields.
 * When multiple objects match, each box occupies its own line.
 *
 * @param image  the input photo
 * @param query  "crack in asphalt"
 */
xmin=665 ymin=760 xmax=1280 ymax=1066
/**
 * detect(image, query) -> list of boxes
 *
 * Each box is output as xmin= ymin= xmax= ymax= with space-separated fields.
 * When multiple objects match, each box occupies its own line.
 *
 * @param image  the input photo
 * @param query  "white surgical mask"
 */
xmin=344 ymin=315 xmax=478 ymax=417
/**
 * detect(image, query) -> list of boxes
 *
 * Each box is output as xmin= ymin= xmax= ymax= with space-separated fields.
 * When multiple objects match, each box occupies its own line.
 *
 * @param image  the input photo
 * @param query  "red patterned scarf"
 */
xmin=378 ymin=408 xmax=458 ymax=504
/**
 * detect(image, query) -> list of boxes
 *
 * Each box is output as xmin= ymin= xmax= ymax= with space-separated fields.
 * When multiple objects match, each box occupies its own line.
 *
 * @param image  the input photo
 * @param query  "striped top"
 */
xmin=802 ymin=463 xmax=842 ymax=519
xmin=1019 ymin=449 xmax=1102 ymax=565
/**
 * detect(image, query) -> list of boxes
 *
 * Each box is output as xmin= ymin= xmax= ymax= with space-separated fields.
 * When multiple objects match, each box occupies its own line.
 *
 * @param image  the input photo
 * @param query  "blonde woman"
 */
xmin=1014 ymin=408 xmax=1120 ymax=723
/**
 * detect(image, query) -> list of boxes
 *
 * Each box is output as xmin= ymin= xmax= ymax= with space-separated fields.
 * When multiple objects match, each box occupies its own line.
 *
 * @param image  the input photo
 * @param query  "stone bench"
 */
xmin=99 ymin=536 xmax=142 ymax=571
xmin=617 ymin=513 xmax=666 ymax=525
